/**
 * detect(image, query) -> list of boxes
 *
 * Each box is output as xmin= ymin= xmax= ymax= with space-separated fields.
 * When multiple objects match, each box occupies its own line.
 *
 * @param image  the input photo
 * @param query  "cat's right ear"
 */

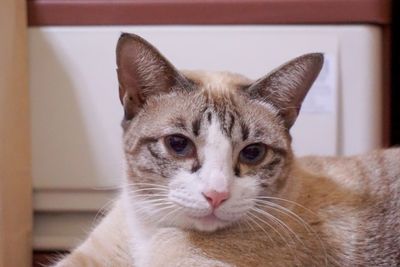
xmin=244 ymin=53 xmax=323 ymax=129
xmin=116 ymin=33 xmax=190 ymax=122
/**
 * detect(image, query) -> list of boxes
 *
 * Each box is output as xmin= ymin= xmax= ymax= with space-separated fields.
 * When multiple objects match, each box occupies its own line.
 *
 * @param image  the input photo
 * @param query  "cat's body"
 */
xmin=54 ymin=34 xmax=400 ymax=267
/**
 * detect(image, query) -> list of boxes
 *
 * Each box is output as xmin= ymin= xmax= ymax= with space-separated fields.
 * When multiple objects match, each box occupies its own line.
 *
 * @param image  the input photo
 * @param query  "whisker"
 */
xmin=253 ymin=206 xmax=304 ymax=244
xmin=156 ymin=207 xmax=183 ymax=225
xmin=130 ymin=193 xmax=169 ymax=198
xmin=237 ymin=221 xmax=245 ymax=236
xmin=154 ymin=204 xmax=177 ymax=213
xmin=134 ymin=200 xmax=171 ymax=209
xmin=134 ymin=202 xmax=175 ymax=216
xmin=126 ymin=188 xmax=169 ymax=194
xmin=92 ymin=197 xmax=117 ymax=225
xmin=255 ymin=199 xmax=313 ymax=234
xmin=127 ymin=192 xmax=169 ymax=199
xmin=91 ymin=184 xmax=123 ymax=191
xmin=249 ymin=210 xmax=292 ymax=247
xmin=255 ymin=198 xmax=328 ymax=266
xmin=245 ymin=212 xmax=275 ymax=245
xmin=134 ymin=198 xmax=172 ymax=206
xmin=242 ymin=215 xmax=257 ymax=232
xmin=126 ymin=182 xmax=169 ymax=189
xmin=256 ymin=196 xmax=317 ymax=216
xmin=249 ymin=210 xmax=299 ymax=264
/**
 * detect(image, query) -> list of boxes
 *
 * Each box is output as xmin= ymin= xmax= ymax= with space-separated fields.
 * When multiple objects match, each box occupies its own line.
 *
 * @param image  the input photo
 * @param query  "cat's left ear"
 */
xmin=116 ymin=33 xmax=192 ymax=122
xmin=245 ymin=53 xmax=324 ymax=129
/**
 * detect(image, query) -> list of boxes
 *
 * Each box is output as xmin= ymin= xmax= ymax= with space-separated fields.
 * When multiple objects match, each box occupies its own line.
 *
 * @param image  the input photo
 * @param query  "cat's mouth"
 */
xmin=186 ymin=213 xmax=231 ymax=231
xmin=195 ymin=213 xmax=221 ymax=223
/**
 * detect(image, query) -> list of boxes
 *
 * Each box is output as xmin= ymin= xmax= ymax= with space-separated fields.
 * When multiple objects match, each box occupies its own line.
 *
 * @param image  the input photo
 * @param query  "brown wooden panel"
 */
xmin=0 ymin=0 xmax=32 ymax=266
xmin=28 ymin=0 xmax=391 ymax=26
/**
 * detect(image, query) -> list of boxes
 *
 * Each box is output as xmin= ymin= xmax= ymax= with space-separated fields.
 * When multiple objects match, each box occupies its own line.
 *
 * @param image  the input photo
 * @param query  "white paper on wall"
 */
xmin=302 ymin=54 xmax=337 ymax=114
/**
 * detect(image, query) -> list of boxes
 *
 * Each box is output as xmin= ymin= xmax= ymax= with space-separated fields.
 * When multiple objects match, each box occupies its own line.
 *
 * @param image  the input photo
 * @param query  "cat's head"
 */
xmin=117 ymin=33 xmax=323 ymax=232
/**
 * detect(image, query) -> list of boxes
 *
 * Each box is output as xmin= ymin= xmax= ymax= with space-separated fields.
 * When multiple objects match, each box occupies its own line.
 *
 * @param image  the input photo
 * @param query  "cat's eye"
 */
xmin=239 ymin=143 xmax=267 ymax=165
xmin=164 ymin=134 xmax=195 ymax=158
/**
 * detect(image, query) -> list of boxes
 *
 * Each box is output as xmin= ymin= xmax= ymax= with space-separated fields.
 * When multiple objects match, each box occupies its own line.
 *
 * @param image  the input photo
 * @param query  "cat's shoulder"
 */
xmin=299 ymin=147 xmax=399 ymax=168
xmin=298 ymin=147 xmax=400 ymax=185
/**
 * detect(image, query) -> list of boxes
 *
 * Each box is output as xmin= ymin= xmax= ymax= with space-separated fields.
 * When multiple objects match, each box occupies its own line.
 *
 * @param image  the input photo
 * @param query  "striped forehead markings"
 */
xmin=191 ymin=107 xmax=208 ymax=137
xmin=189 ymin=103 xmax=250 ymax=140
xmin=207 ymin=112 xmax=212 ymax=123
xmin=192 ymin=117 xmax=201 ymax=137
xmin=240 ymin=120 xmax=250 ymax=141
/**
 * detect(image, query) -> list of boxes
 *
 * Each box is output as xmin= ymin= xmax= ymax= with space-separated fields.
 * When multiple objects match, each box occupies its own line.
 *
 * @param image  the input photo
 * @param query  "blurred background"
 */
xmin=0 ymin=0 xmax=398 ymax=266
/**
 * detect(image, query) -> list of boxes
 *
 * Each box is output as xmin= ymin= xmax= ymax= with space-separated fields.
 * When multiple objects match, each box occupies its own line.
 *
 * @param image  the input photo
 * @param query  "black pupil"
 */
xmin=169 ymin=136 xmax=188 ymax=153
xmin=242 ymin=145 xmax=261 ymax=160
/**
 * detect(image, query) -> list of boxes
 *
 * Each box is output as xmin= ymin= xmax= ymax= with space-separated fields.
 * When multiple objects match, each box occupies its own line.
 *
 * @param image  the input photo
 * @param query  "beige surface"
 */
xmin=0 ymin=0 xmax=32 ymax=266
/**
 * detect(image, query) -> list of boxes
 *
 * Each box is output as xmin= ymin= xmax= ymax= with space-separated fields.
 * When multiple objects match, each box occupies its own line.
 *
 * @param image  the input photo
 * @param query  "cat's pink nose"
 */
xmin=202 ymin=190 xmax=230 ymax=208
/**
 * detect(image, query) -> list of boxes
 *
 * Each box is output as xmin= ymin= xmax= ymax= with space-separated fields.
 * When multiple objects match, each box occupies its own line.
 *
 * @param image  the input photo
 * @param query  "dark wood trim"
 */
xmin=27 ymin=0 xmax=391 ymax=26
xmin=390 ymin=0 xmax=399 ymax=145
xmin=382 ymin=25 xmax=392 ymax=147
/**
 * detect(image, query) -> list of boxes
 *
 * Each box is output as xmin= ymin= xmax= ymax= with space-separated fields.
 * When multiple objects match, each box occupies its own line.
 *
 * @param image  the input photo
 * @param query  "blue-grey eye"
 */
xmin=165 ymin=134 xmax=195 ymax=158
xmin=239 ymin=143 xmax=267 ymax=165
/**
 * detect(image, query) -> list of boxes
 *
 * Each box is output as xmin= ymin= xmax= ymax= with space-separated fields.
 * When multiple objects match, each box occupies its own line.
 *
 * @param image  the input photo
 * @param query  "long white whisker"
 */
xmin=127 ymin=188 xmax=169 ymax=194
xmin=249 ymin=210 xmax=299 ymax=264
xmin=255 ymin=198 xmax=328 ymax=266
xmin=156 ymin=207 xmax=183 ymax=225
xmin=255 ymin=199 xmax=313 ymax=234
xmin=126 ymin=182 xmax=169 ymax=189
xmin=256 ymin=196 xmax=317 ymax=216
xmin=252 ymin=206 xmax=304 ymax=246
xmin=249 ymin=210 xmax=291 ymax=247
xmin=134 ymin=198 xmax=172 ymax=206
xmin=245 ymin=212 xmax=275 ymax=245
xmin=134 ymin=203 xmax=176 ymax=218
xmin=131 ymin=194 xmax=169 ymax=198
xmin=92 ymin=197 xmax=117 ymax=225
xmin=242 ymin=215 xmax=257 ymax=232
xmin=154 ymin=204 xmax=177 ymax=213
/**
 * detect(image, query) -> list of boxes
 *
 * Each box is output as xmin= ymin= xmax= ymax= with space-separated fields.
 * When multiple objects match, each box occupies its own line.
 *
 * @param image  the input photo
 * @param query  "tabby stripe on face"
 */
xmin=174 ymin=117 xmax=187 ymax=131
xmin=191 ymin=107 xmax=208 ymax=136
xmin=259 ymin=152 xmax=288 ymax=190
xmin=147 ymin=143 xmax=162 ymax=159
xmin=240 ymin=121 xmax=249 ymax=141
xmin=261 ymin=156 xmax=282 ymax=172
xmin=234 ymin=165 xmax=241 ymax=177
xmin=219 ymin=111 xmax=236 ymax=138
xmin=137 ymin=166 xmax=160 ymax=176
xmin=192 ymin=117 xmax=201 ymax=136
xmin=191 ymin=160 xmax=201 ymax=173
xmin=140 ymin=143 xmax=173 ymax=179
xmin=129 ymin=137 xmax=158 ymax=155
xmin=207 ymin=112 xmax=212 ymax=123
xmin=137 ymin=165 xmax=169 ymax=179
xmin=227 ymin=112 xmax=235 ymax=137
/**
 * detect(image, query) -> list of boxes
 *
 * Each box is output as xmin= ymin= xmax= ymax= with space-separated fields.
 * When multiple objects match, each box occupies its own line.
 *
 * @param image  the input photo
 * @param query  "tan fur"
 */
xmin=182 ymin=70 xmax=252 ymax=92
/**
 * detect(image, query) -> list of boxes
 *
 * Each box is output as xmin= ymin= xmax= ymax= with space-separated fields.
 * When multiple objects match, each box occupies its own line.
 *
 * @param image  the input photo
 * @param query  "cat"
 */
xmin=53 ymin=33 xmax=400 ymax=267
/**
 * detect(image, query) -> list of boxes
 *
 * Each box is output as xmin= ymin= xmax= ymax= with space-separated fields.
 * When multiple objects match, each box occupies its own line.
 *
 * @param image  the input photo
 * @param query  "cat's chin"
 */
xmin=187 ymin=214 xmax=232 ymax=232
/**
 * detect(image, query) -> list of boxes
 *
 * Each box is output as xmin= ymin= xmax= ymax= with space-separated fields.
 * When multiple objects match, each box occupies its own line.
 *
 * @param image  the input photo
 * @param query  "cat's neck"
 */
xmin=121 ymin=190 xmax=159 ymax=266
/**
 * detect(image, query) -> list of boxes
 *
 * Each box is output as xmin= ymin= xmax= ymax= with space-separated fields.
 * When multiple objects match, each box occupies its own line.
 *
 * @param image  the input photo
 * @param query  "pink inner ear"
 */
xmin=116 ymin=33 xmax=191 ymax=122
xmin=244 ymin=53 xmax=323 ymax=129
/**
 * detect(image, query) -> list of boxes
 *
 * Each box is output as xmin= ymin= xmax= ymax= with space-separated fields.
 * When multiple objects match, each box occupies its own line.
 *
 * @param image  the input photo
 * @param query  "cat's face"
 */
xmin=117 ymin=33 xmax=323 ymax=232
